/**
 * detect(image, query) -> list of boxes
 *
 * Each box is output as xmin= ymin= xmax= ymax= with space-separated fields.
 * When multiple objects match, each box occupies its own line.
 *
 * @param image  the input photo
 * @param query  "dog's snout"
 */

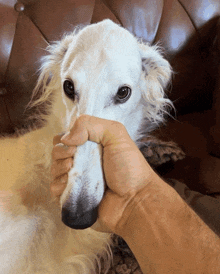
xmin=62 ymin=204 xmax=98 ymax=230
xmin=60 ymin=141 xmax=104 ymax=229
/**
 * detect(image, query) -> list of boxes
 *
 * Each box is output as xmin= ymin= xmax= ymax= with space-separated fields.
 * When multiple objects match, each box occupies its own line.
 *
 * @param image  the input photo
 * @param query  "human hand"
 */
xmin=51 ymin=136 xmax=76 ymax=198
xmin=51 ymin=115 xmax=156 ymax=234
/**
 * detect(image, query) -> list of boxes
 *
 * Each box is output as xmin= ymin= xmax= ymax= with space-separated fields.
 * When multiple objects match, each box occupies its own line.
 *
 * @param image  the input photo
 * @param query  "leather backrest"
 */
xmin=0 ymin=0 xmax=220 ymax=134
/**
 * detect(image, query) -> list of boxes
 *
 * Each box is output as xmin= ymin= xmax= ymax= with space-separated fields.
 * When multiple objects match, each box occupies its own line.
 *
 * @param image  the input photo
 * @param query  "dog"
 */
xmin=0 ymin=19 xmax=181 ymax=273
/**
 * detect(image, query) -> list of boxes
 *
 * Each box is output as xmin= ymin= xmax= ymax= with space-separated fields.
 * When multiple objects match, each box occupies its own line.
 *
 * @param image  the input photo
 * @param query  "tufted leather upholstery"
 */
xmin=0 ymin=0 xmax=220 ymax=134
xmin=1 ymin=0 xmax=220 ymax=234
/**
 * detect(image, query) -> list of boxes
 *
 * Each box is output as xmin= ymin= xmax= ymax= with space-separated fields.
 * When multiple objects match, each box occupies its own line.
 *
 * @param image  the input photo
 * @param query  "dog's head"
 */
xmin=33 ymin=19 xmax=172 ymax=229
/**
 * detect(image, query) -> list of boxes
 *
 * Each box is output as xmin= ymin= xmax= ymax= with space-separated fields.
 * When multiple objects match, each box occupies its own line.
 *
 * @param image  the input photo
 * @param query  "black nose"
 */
xmin=62 ymin=206 xmax=98 ymax=229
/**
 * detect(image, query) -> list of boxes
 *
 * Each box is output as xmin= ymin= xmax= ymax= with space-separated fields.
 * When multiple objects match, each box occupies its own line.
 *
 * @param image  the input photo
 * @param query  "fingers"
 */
xmin=61 ymin=115 xmax=132 ymax=148
xmin=53 ymin=132 xmax=66 ymax=145
xmin=51 ymin=157 xmax=73 ymax=180
xmin=52 ymin=143 xmax=76 ymax=161
xmin=51 ymin=174 xmax=68 ymax=198
xmin=51 ymin=142 xmax=75 ymax=198
xmin=51 ymin=143 xmax=75 ymax=179
xmin=50 ymin=156 xmax=73 ymax=198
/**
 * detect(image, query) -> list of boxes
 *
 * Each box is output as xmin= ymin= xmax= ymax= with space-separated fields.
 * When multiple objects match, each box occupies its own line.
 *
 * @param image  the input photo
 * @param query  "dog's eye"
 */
xmin=115 ymin=86 xmax=131 ymax=103
xmin=63 ymin=80 xmax=75 ymax=100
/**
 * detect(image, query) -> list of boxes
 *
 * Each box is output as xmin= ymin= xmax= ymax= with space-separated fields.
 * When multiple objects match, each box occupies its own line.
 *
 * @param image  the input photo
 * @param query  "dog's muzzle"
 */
xmin=60 ymin=141 xmax=105 ymax=229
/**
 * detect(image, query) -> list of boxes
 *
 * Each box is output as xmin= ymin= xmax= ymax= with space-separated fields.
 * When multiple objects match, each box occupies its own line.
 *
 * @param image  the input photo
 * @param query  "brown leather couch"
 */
xmin=1 ymin=0 xmax=220 ymax=235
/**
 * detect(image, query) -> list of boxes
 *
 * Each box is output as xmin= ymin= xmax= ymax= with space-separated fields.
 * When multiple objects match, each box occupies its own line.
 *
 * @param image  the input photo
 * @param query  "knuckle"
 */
xmin=51 ymin=146 xmax=61 ymax=160
xmin=64 ymin=158 xmax=73 ymax=171
xmin=52 ymin=144 xmax=74 ymax=160
xmin=78 ymin=114 xmax=89 ymax=121
xmin=54 ymin=173 xmax=68 ymax=185
xmin=111 ymin=121 xmax=126 ymax=133
xmin=111 ymin=120 xmax=122 ymax=127
xmin=51 ymin=157 xmax=73 ymax=179
xmin=60 ymin=173 xmax=68 ymax=184
xmin=51 ymin=165 xmax=56 ymax=179
xmin=76 ymin=114 xmax=89 ymax=127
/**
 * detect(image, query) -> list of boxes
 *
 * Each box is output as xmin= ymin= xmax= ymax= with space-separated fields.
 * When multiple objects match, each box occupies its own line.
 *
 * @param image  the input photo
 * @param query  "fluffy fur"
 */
xmin=0 ymin=20 xmax=174 ymax=273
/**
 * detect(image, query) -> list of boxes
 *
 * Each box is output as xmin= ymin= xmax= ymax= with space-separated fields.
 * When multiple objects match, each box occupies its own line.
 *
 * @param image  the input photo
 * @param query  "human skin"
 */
xmin=51 ymin=115 xmax=220 ymax=274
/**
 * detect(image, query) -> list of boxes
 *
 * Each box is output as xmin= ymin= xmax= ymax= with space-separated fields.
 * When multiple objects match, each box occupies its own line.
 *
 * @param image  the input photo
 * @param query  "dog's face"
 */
xmin=34 ymin=20 xmax=172 ymax=229
xmin=58 ymin=21 xmax=146 ymax=139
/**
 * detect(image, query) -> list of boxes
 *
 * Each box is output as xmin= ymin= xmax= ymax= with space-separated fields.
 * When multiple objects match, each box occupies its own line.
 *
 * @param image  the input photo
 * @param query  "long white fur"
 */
xmin=0 ymin=19 xmax=172 ymax=273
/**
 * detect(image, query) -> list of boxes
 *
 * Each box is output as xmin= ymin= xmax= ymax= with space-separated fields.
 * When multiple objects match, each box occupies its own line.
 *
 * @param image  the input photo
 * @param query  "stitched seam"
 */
xmin=3 ymin=12 xmax=18 ymax=82
xmin=152 ymin=0 xmax=164 ymax=44
xmin=101 ymin=0 xmax=123 ymax=26
xmin=1 ymin=9 xmax=19 ymax=130
xmin=25 ymin=13 xmax=49 ymax=44
xmin=177 ymin=0 xmax=201 ymax=41
xmin=91 ymin=0 xmax=99 ymax=23
xmin=2 ymin=11 xmax=48 ymax=132
xmin=1 ymin=96 xmax=14 ymax=130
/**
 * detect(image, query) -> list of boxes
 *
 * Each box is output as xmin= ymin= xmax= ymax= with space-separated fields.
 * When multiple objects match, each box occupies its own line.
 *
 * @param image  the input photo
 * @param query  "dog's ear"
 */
xmin=137 ymin=41 xmax=173 ymax=124
xmin=28 ymin=33 xmax=76 ymax=109
xmin=138 ymin=42 xmax=172 ymax=88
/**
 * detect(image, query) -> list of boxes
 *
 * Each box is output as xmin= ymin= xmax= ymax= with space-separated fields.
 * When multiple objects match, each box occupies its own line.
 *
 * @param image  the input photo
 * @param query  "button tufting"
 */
xmin=0 ymin=88 xmax=7 ymax=95
xmin=14 ymin=2 xmax=25 ymax=12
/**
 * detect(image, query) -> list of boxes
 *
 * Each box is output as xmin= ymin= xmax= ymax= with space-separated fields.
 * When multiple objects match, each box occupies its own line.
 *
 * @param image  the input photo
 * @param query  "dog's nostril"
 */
xmin=62 ymin=206 xmax=98 ymax=230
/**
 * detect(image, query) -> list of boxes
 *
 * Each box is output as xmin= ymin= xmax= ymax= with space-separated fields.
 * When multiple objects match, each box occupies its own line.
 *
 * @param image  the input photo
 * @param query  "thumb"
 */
xmin=60 ymin=115 xmax=132 ymax=148
xmin=91 ymin=189 xmax=129 ymax=233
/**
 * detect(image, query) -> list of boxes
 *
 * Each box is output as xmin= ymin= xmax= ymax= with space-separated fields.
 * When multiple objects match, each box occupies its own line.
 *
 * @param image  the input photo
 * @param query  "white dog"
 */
xmin=0 ymin=19 xmax=172 ymax=273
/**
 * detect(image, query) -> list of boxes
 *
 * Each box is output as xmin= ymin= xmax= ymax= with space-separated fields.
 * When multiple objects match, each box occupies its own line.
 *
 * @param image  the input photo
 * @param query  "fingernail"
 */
xmin=61 ymin=132 xmax=70 ymax=142
xmin=55 ymin=143 xmax=69 ymax=151
xmin=58 ymin=132 xmax=66 ymax=137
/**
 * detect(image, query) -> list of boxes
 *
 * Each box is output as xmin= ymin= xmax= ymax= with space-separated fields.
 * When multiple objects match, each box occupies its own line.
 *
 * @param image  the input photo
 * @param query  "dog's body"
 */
xmin=0 ymin=20 xmax=173 ymax=273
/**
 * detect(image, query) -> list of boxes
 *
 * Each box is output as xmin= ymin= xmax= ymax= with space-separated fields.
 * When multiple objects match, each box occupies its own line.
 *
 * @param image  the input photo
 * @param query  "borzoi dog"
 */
xmin=0 ymin=19 xmax=172 ymax=273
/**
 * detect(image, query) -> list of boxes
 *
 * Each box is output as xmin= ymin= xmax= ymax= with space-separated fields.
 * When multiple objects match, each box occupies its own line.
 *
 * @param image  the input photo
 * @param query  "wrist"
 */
xmin=115 ymin=173 xmax=170 ymax=237
xmin=114 ymin=176 xmax=220 ymax=274
xmin=114 ymin=177 xmax=185 ymax=273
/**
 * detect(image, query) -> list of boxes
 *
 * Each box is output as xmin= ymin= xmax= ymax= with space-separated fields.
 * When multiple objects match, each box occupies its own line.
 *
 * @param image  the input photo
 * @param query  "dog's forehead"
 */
xmin=62 ymin=20 xmax=141 ymax=75
xmin=77 ymin=20 xmax=138 ymax=53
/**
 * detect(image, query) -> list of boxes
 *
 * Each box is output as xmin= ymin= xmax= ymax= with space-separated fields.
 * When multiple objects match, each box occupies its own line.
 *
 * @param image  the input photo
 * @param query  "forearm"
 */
xmin=117 ymin=177 xmax=220 ymax=274
xmin=167 ymin=178 xmax=220 ymax=237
